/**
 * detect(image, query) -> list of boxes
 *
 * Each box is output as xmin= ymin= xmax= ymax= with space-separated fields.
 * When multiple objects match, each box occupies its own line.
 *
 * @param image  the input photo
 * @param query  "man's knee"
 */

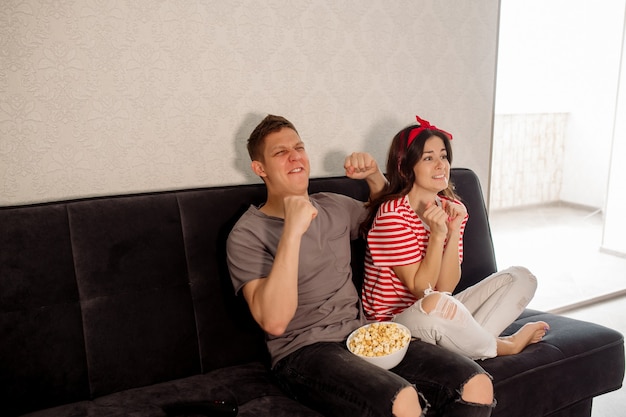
xmin=460 ymin=373 xmax=494 ymax=405
xmin=392 ymin=386 xmax=422 ymax=417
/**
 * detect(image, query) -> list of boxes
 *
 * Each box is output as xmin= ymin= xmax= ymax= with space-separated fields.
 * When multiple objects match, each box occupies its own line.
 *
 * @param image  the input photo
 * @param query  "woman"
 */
xmin=361 ymin=115 xmax=549 ymax=360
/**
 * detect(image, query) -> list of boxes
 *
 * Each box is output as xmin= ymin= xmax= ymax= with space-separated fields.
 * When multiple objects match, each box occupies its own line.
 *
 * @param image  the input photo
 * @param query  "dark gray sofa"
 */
xmin=1 ymin=168 xmax=623 ymax=417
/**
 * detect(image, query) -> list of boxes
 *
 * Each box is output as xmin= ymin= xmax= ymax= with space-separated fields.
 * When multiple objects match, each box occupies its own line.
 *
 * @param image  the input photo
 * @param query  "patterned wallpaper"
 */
xmin=0 ymin=0 xmax=499 ymax=205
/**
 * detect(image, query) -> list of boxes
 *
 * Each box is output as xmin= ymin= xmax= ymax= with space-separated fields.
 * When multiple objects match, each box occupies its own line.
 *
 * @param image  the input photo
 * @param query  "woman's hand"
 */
xmin=422 ymin=201 xmax=449 ymax=238
xmin=442 ymin=199 xmax=467 ymax=234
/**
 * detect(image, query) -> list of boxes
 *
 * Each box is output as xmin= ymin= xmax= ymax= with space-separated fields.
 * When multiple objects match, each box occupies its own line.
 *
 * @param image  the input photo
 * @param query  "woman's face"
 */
xmin=412 ymin=135 xmax=450 ymax=194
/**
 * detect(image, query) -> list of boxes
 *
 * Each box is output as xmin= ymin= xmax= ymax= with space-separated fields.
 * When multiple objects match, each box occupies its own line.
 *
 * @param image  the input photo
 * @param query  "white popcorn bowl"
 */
xmin=346 ymin=322 xmax=411 ymax=370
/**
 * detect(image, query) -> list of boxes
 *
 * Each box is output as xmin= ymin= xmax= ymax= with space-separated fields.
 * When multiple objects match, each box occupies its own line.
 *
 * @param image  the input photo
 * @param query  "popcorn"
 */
xmin=347 ymin=322 xmax=411 ymax=357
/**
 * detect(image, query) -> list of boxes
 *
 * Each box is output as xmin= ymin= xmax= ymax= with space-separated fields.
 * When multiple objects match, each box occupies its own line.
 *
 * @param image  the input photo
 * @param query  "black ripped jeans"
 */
xmin=273 ymin=340 xmax=495 ymax=417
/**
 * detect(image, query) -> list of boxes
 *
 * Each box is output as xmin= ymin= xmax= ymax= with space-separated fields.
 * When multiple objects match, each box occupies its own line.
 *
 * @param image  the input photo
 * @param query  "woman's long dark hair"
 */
xmin=360 ymin=125 xmax=459 ymax=237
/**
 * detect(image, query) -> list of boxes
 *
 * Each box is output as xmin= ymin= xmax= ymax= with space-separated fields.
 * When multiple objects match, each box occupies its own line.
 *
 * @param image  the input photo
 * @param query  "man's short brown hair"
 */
xmin=247 ymin=115 xmax=298 ymax=161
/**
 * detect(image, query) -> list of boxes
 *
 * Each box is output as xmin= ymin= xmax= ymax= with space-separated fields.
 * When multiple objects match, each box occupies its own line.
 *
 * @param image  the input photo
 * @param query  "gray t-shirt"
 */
xmin=226 ymin=192 xmax=368 ymax=367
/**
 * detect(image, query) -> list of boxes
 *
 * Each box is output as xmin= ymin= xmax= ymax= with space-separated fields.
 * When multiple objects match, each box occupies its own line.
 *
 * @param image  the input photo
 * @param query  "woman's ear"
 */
xmin=251 ymin=160 xmax=267 ymax=177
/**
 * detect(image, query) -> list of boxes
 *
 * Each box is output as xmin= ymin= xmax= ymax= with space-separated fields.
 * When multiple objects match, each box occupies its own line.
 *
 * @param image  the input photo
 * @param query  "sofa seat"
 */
xmin=21 ymin=362 xmax=322 ymax=417
xmin=482 ymin=310 xmax=624 ymax=417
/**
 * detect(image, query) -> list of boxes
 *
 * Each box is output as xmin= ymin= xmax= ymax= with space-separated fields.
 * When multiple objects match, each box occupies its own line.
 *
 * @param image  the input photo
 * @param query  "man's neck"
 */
xmin=260 ymin=192 xmax=309 ymax=218
xmin=258 ymin=200 xmax=283 ymax=218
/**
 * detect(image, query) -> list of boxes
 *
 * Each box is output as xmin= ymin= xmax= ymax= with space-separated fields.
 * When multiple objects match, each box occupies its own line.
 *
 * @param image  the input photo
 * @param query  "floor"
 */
xmin=489 ymin=204 xmax=626 ymax=417
xmin=489 ymin=204 xmax=626 ymax=312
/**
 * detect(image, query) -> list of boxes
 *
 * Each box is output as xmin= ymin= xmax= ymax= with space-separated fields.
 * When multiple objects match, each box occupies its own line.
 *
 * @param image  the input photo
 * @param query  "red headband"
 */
xmin=406 ymin=115 xmax=453 ymax=148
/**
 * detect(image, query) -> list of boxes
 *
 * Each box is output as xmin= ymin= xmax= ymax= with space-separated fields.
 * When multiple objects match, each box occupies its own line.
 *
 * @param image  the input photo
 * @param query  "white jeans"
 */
xmin=392 ymin=266 xmax=538 ymax=360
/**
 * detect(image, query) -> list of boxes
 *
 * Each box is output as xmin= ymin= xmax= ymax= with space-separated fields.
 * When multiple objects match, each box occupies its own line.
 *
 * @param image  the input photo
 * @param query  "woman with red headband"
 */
xmin=361 ymin=116 xmax=549 ymax=360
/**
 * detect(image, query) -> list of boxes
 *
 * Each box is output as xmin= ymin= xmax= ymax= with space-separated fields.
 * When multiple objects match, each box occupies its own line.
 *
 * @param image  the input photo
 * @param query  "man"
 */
xmin=227 ymin=114 xmax=494 ymax=417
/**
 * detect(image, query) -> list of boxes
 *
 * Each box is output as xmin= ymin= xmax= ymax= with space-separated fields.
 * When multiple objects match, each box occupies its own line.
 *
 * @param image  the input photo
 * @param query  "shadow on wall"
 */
xmin=322 ymin=116 xmax=404 ymax=175
xmin=234 ymin=113 xmax=409 ymax=182
xmin=232 ymin=113 xmax=267 ymax=183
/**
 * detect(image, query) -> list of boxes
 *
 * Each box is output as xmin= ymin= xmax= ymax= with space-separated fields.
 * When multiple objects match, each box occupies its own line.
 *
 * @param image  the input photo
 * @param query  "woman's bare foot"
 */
xmin=496 ymin=321 xmax=549 ymax=356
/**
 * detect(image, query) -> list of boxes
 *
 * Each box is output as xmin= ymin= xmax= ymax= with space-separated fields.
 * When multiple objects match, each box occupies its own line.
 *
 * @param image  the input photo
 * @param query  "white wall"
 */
xmin=603 ymin=7 xmax=626 ymax=256
xmin=495 ymin=0 xmax=626 ymax=208
xmin=0 ymin=1 xmax=499 ymax=206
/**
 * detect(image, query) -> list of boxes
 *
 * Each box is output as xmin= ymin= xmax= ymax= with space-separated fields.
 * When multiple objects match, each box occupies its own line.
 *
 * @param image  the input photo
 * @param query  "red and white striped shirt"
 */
xmin=362 ymin=195 xmax=468 ymax=321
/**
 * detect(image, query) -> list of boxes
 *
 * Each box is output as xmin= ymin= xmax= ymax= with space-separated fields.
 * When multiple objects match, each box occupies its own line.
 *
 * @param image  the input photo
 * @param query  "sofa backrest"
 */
xmin=447 ymin=168 xmax=498 ymax=293
xmin=0 ymin=167 xmax=496 ymax=416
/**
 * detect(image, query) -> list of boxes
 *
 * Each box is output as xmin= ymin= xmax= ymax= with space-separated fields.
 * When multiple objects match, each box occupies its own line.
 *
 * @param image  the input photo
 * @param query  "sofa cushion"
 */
xmin=0 ymin=204 xmax=89 ymax=416
xmin=177 ymin=187 xmax=270 ymax=372
xmin=21 ymin=362 xmax=322 ymax=417
xmin=68 ymin=195 xmax=201 ymax=397
xmin=482 ymin=310 xmax=625 ymax=417
xmin=448 ymin=168 xmax=498 ymax=293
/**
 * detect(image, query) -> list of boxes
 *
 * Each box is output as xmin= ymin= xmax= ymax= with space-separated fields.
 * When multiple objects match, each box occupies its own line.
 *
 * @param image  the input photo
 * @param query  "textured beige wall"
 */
xmin=0 ymin=0 xmax=499 ymax=206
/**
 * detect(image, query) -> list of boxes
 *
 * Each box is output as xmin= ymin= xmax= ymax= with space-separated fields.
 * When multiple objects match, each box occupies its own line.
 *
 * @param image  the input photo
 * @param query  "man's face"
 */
xmin=252 ymin=127 xmax=311 ymax=196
